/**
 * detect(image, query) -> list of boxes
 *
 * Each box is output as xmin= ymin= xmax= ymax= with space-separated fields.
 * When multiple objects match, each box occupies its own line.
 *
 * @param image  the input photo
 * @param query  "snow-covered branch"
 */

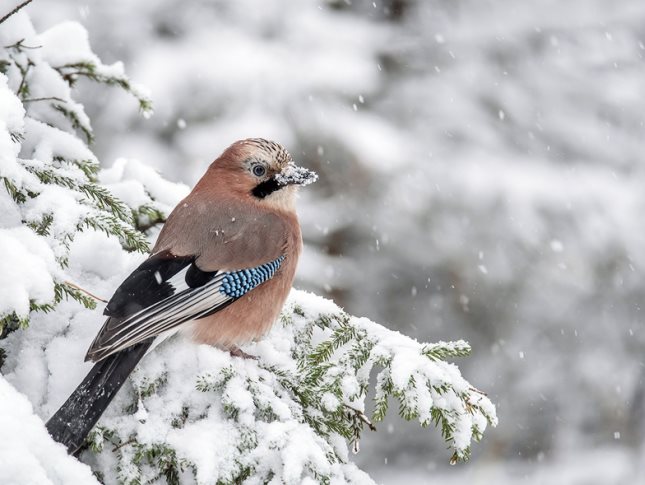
xmin=0 ymin=12 xmax=162 ymax=335
xmin=83 ymin=291 xmax=496 ymax=483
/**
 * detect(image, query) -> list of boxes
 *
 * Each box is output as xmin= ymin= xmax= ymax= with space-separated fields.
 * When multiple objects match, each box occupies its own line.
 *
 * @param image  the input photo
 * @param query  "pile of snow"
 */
xmin=0 ymin=73 xmax=63 ymax=321
xmin=0 ymin=375 xmax=99 ymax=485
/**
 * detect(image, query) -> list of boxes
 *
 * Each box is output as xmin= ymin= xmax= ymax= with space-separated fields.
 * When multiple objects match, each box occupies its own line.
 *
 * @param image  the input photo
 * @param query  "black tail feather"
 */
xmin=45 ymin=338 xmax=154 ymax=455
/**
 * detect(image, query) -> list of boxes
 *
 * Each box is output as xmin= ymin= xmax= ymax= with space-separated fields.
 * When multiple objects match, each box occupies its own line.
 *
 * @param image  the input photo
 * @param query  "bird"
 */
xmin=45 ymin=138 xmax=317 ymax=455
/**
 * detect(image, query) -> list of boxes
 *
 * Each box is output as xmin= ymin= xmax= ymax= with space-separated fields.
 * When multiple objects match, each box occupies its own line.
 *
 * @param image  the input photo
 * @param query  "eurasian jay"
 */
xmin=46 ymin=138 xmax=317 ymax=455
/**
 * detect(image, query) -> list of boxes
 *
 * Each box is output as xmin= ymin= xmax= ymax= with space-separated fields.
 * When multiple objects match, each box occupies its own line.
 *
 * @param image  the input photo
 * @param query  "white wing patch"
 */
xmin=166 ymin=266 xmax=190 ymax=292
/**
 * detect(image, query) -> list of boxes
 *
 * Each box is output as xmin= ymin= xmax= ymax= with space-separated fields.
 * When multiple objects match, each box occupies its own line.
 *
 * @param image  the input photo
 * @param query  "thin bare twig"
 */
xmin=469 ymin=386 xmax=488 ymax=396
xmin=0 ymin=0 xmax=35 ymax=26
xmin=23 ymin=96 xmax=67 ymax=103
xmin=4 ymin=38 xmax=41 ymax=50
xmin=64 ymin=280 xmax=108 ymax=303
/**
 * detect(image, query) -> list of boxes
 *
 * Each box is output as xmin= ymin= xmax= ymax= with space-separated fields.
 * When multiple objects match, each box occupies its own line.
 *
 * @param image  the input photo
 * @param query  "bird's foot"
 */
xmin=229 ymin=346 xmax=258 ymax=360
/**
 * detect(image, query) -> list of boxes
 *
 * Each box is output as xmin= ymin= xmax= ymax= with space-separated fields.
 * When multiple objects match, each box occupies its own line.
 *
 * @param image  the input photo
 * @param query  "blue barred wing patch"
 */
xmin=220 ymin=256 xmax=285 ymax=298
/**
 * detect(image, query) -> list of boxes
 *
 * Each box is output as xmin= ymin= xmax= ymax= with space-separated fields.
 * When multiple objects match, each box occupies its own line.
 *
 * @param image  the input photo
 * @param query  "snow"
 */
xmin=38 ymin=21 xmax=100 ymax=67
xmin=0 ymin=75 xmax=24 ymax=170
xmin=0 ymin=8 xmax=37 ymax=47
xmin=99 ymin=157 xmax=190 ymax=214
xmin=0 ymin=228 xmax=58 ymax=317
xmin=0 ymin=75 xmax=63 ymax=321
xmin=0 ymin=74 xmax=25 ymax=138
xmin=71 ymin=292 xmax=395 ymax=483
xmin=274 ymin=162 xmax=318 ymax=187
xmin=321 ymin=392 xmax=340 ymax=412
xmin=68 ymin=230 xmax=138 ymax=281
xmin=22 ymin=118 xmax=96 ymax=164
xmin=0 ymin=375 xmax=99 ymax=485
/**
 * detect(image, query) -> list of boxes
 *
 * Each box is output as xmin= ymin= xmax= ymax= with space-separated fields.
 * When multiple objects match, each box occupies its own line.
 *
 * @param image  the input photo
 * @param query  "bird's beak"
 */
xmin=274 ymin=162 xmax=318 ymax=187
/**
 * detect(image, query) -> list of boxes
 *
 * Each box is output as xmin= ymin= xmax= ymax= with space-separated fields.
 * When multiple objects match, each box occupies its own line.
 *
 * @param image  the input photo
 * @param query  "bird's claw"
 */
xmin=229 ymin=347 xmax=258 ymax=360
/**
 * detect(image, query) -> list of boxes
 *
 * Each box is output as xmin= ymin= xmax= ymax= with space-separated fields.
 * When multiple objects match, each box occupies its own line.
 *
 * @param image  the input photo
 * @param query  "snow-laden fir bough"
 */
xmin=0 ymin=10 xmax=155 ymax=336
xmin=83 ymin=293 xmax=496 ymax=484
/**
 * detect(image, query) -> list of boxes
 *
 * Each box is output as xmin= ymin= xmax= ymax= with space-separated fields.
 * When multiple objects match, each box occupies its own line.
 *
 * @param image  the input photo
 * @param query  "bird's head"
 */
xmin=211 ymin=138 xmax=318 ymax=211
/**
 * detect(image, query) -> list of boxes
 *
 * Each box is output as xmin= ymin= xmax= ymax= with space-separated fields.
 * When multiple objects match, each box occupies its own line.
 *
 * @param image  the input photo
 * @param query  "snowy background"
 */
xmin=12 ymin=0 xmax=645 ymax=483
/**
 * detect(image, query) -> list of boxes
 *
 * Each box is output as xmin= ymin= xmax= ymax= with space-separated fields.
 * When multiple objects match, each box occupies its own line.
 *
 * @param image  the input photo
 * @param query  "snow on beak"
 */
xmin=274 ymin=162 xmax=318 ymax=187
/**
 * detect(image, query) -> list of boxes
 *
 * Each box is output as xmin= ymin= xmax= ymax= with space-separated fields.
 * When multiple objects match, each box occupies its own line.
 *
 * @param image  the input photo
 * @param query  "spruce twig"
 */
xmin=343 ymin=403 xmax=376 ymax=431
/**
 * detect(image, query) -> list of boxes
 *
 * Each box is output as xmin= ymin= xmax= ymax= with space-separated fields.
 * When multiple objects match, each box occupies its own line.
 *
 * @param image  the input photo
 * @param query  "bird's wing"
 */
xmin=85 ymin=250 xmax=285 ymax=362
xmin=87 ymin=194 xmax=294 ymax=362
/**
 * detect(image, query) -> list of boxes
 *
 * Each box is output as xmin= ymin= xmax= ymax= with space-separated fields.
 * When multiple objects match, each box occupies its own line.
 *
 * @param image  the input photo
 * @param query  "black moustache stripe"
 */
xmin=252 ymin=178 xmax=281 ymax=199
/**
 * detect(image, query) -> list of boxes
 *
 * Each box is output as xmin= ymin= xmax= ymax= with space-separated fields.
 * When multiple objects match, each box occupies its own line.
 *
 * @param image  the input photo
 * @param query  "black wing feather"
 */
xmin=86 ymin=251 xmax=219 ymax=362
xmin=104 ymin=252 xmax=194 ymax=318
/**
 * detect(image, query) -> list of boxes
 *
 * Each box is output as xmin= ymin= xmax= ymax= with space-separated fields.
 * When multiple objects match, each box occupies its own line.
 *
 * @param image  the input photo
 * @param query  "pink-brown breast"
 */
xmin=188 ymin=211 xmax=301 ymax=349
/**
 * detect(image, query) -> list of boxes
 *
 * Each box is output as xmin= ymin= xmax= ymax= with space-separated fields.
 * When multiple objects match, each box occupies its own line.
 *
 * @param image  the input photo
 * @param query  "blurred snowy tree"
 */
xmin=0 ymin=5 xmax=496 ymax=484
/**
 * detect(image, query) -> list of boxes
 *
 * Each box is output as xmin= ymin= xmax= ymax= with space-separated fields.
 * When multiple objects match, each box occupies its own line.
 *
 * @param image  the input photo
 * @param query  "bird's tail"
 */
xmin=45 ymin=339 xmax=153 ymax=455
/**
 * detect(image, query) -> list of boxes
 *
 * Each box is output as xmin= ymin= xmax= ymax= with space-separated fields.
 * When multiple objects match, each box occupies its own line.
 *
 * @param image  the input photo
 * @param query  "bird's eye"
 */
xmin=252 ymin=165 xmax=266 ymax=177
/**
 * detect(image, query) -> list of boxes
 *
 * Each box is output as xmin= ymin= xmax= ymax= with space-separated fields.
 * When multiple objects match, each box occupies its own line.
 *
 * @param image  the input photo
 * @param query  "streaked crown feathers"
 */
xmin=240 ymin=138 xmax=293 ymax=169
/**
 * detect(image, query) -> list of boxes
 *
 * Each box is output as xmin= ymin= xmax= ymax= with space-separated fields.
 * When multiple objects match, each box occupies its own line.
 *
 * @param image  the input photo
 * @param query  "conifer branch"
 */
xmin=0 ymin=19 xmax=156 ymax=331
